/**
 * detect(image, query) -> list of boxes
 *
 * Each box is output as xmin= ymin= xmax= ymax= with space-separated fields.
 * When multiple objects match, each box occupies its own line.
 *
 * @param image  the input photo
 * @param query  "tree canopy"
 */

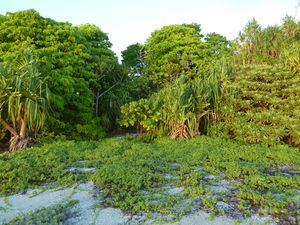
xmin=0 ymin=9 xmax=121 ymax=138
xmin=144 ymin=24 xmax=233 ymax=87
xmin=0 ymin=9 xmax=299 ymax=148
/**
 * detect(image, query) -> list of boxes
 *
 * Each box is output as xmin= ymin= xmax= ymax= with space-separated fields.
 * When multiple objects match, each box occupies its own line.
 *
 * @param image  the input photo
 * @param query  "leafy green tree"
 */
xmin=77 ymin=24 xmax=123 ymax=117
xmin=204 ymin=33 xmax=233 ymax=60
xmin=0 ymin=52 xmax=50 ymax=150
xmin=144 ymin=24 xmax=207 ymax=86
xmin=71 ymin=24 xmax=131 ymax=132
xmin=119 ymin=24 xmax=233 ymax=137
xmin=121 ymin=43 xmax=154 ymax=100
xmin=121 ymin=43 xmax=145 ymax=76
xmin=94 ymin=59 xmax=132 ymax=130
xmin=0 ymin=10 xmax=92 ymax=136
xmin=143 ymin=24 xmax=233 ymax=89
xmin=0 ymin=9 xmax=121 ymax=138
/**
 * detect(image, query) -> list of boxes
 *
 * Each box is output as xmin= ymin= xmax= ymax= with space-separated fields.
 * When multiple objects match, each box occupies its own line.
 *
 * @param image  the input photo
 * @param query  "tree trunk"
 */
xmin=95 ymin=82 xmax=120 ymax=116
xmin=9 ymin=116 xmax=28 ymax=151
xmin=9 ymin=135 xmax=28 ymax=151
xmin=20 ymin=117 xmax=27 ymax=140
xmin=1 ymin=118 xmax=28 ymax=151
xmin=95 ymin=90 xmax=100 ymax=116
xmin=0 ymin=118 xmax=18 ymax=136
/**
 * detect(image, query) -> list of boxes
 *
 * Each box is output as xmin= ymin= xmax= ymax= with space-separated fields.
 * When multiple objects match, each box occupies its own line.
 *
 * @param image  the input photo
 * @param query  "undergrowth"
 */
xmin=0 ymin=136 xmax=299 ymax=223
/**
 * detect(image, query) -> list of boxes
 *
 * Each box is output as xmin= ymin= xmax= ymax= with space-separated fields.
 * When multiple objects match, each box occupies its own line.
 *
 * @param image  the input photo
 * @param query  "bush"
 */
xmin=118 ymin=70 xmax=229 ymax=139
xmin=209 ymin=64 xmax=300 ymax=146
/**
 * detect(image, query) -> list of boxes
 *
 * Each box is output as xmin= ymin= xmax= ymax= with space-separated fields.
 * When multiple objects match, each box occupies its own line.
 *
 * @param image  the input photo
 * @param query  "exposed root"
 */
xmin=169 ymin=123 xmax=199 ymax=139
xmin=9 ymin=135 xmax=28 ymax=151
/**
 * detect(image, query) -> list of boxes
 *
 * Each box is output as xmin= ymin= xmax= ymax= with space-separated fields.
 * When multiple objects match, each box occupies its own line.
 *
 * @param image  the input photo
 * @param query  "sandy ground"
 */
xmin=0 ymin=181 xmax=278 ymax=225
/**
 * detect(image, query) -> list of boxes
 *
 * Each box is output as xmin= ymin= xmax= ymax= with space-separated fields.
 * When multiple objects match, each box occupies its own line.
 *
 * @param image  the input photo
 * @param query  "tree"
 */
xmin=204 ymin=33 xmax=233 ymax=59
xmin=143 ymin=24 xmax=233 ymax=88
xmin=235 ymin=17 xmax=300 ymax=66
xmin=77 ymin=24 xmax=123 ymax=119
xmin=144 ymin=24 xmax=206 ymax=86
xmin=121 ymin=43 xmax=154 ymax=100
xmin=0 ymin=10 xmax=121 ymax=138
xmin=93 ymin=59 xmax=132 ymax=130
xmin=0 ymin=52 xmax=50 ymax=150
xmin=236 ymin=18 xmax=262 ymax=64
xmin=119 ymin=25 xmax=233 ymax=137
xmin=121 ymin=43 xmax=145 ymax=76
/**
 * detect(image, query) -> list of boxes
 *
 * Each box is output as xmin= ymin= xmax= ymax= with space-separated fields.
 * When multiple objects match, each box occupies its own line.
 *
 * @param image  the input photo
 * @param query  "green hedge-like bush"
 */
xmin=209 ymin=64 xmax=300 ymax=146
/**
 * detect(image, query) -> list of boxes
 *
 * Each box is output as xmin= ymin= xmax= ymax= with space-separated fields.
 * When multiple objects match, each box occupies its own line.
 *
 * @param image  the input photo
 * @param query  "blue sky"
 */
xmin=0 ymin=0 xmax=299 ymax=58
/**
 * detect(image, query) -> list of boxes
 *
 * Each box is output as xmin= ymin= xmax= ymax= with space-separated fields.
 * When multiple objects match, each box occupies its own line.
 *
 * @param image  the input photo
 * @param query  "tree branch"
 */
xmin=1 ymin=118 xmax=18 ymax=136
xmin=98 ymin=82 xmax=120 ymax=99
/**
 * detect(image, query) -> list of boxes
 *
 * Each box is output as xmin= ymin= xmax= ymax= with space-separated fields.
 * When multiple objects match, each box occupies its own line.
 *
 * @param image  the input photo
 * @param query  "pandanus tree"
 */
xmin=0 ymin=53 xmax=50 ymax=151
xmin=237 ymin=19 xmax=262 ymax=65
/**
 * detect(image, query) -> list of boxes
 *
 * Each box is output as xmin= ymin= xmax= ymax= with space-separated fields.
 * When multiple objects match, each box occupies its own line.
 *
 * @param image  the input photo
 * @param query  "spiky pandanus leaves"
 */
xmin=119 ymin=60 xmax=232 ymax=139
xmin=119 ymin=75 xmax=221 ymax=139
xmin=0 ymin=52 xmax=50 ymax=151
xmin=152 ymin=77 xmax=207 ymax=138
xmin=236 ymin=16 xmax=300 ymax=66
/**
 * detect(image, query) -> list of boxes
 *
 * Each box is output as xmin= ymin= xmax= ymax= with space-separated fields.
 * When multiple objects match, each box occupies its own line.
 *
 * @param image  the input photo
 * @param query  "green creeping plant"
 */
xmin=0 ymin=136 xmax=299 ymax=224
xmin=4 ymin=200 xmax=78 ymax=225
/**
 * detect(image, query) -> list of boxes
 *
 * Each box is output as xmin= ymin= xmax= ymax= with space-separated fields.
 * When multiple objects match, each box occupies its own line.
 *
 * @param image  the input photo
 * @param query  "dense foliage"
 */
xmin=209 ymin=64 xmax=300 ymax=146
xmin=119 ymin=66 xmax=229 ymax=138
xmin=0 ymin=7 xmax=299 ymax=225
xmin=0 ymin=137 xmax=299 ymax=224
xmin=236 ymin=16 xmax=300 ymax=66
xmin=208 ymin=16 xmax=300 ymax=147
xmin=144 ymin=24 xmax=232 ymax=87
xmin=1 ymin=10 xmax=297 ymax=147
xmin=0 ymin=51 xmax=50 ymax=150
xmin=0 ymin=9 xmax=124 ymax=140
xmin=119 ymin=17 xmax=300 ymax=147
xmin=118 ymin=24 xmax=233 ymax=138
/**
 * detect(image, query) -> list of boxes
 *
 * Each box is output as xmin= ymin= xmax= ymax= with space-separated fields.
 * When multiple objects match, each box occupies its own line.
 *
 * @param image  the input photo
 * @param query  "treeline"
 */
xmin=119 ymin=17 xmax=300 ymax=147
xmin=0 ymin=9 xmax=299 ymax=150
xmin=0 ymin=9 xmax=131 ymax=149
xmin=210 ymin=17 xmax=300 ymax=147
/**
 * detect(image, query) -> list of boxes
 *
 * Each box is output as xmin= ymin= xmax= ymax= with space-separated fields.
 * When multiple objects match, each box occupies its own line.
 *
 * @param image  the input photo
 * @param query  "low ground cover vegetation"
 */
xmin=5 ymin=200 xmax=77 ymax=225
xmin=1 ymin=136 xmax=299 ymax=224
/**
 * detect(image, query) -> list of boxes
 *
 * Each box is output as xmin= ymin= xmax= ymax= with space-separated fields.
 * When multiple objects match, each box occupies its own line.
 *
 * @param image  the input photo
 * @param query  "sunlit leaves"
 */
xmin=0 ymin=9 xmax=120 ymax=137
xmin=210 ymin=64 xmax=300 ymax=146
xmin=0 ymin=51 xmax=49 ymax=134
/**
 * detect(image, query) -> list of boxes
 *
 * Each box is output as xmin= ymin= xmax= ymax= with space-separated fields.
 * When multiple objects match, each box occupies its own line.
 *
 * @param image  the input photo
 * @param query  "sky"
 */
xmin=0 ymin=0 xmax=299 ymax=59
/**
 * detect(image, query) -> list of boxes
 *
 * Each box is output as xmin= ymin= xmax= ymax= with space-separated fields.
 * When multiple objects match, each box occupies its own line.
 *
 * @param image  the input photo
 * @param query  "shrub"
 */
xmin=209 ymin=64 xmax=300 ymax=146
